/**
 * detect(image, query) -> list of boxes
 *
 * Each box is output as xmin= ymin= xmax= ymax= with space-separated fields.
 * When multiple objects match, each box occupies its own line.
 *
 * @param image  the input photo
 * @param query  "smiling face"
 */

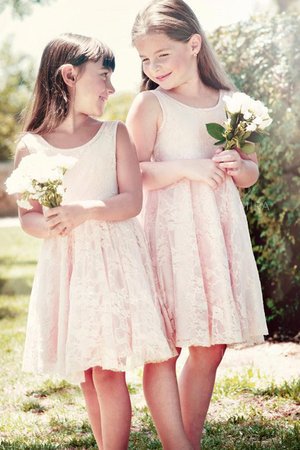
xmin=73 ymin=59 xmax=115 ymax=117
xmin=135 ymin=33 xmax=199 ymax=91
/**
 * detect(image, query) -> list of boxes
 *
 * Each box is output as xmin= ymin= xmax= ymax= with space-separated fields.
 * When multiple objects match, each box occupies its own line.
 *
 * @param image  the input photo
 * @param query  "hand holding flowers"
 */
xmin=6 ymin=152 xmax=77 ymax=210
xmin=206 ymin=92 xmax=272 ymax=154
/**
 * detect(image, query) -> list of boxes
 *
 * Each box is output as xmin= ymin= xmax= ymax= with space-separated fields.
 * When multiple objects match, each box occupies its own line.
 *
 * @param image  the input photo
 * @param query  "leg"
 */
xmin=92 ymin=367 xmax=131 ymax=450
xmin=143 ymin=355 xmax=193 ymax=450
xmin=179 ymin=345 xmax=226 ymax=449
xmin=81 ymin=368 xmax=103 ymax=449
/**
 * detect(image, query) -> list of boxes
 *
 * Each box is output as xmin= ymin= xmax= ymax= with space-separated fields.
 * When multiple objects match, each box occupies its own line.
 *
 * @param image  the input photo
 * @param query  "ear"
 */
xmin=189 ymin=34 xmax=202 ymax=56
xmin=60 ymin=64 xmax=78 ymax=87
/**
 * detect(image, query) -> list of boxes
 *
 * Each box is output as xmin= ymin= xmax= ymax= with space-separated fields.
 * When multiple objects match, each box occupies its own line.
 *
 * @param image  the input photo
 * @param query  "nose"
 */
xmin=107 ymin=79 xmax=115 ymax=95
xmin=150 ymin=60 xmax=160 ymax=72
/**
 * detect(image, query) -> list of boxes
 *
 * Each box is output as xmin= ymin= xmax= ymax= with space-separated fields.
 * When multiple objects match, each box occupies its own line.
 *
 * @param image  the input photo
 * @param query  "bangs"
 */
xmin=63 ymin=35 xmax=115 ymax=71
xmin=85 ymin=39 xmax=115 ymax=71
xmin=102 ymin=50 xmax=115 ymax=71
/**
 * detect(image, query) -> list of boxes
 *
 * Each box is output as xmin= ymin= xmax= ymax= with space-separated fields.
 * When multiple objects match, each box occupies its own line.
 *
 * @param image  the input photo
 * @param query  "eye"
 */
xmin=159 ymin=53 xmax=169 ymax=58
xmin=141 ymin=58 xmax=149 ymax=64
xmin=100 ymin=72 xmax=109 ymax=78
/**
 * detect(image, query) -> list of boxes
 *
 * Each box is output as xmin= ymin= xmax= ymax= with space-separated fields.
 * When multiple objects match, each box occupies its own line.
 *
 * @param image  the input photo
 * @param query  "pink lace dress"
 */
xmin=21 ymin=121 xmax=175 ymax=383
xmin=142 ymin=89 xmax=268 ymax=348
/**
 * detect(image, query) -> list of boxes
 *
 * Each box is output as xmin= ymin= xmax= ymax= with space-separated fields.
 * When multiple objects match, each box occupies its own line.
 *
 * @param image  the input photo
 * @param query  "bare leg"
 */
xmin=81 ymin=368 xmax=103 ymax=449
xmin=143 ymin=355 xmax=193 ymax=450
xmin=179 ymin=345 xmax=226 ymax=449
xmin=92 ymin=367 xmax=131 ymax=450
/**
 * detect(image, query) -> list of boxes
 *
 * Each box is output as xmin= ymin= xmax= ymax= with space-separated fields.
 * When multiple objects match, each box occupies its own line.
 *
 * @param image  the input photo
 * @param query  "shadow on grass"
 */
xmin=0 ymin=417 xmax=299 ymax=449
xmin=0 ymin=277 xmax=32 ymax=296
xmin=202 ymin=419 xmax=300 ymax=450
xmin=0 ymin=257 xmax=37 ymax=266
xmin=0 ymin=306 xmax=18 ymax=320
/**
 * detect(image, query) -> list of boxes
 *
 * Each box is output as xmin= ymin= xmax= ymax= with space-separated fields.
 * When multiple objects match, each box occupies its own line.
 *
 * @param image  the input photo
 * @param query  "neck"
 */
xmin=55 ymin=113 xmax=94 ymax=135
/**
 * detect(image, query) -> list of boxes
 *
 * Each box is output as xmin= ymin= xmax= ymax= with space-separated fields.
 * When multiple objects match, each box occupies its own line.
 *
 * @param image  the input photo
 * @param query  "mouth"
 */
xmin=156 ymin=72 xmax=172 ymax=82
xmin=99 ymin=96 xmax=108 ymax=102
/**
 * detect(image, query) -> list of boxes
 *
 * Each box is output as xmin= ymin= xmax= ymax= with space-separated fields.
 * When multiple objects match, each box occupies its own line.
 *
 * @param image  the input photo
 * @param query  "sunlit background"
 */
xmin=0 ymin=0 xmax=277 ymax=92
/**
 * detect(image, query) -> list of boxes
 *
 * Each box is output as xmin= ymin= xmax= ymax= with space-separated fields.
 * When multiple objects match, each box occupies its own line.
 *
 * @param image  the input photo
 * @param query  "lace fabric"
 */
xmin=142 ymin=90 xmax=268 ymax=348
xmin=21 ymin=121 xmax=176 ymax=383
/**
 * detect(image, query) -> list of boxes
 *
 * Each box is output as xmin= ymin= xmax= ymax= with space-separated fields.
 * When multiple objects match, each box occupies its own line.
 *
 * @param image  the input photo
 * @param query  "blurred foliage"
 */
xmin=103 ymin=92 xmax=135 ymax=122
xmin=0 ymin=0 xmax=53 ymax=18
xmin=0 ymin=39 xmax=34 ymax=161
xmin=210 ymin=13 xmax=300 ymax=336
xmin=274 ymin=0 xmax=300 ymax=13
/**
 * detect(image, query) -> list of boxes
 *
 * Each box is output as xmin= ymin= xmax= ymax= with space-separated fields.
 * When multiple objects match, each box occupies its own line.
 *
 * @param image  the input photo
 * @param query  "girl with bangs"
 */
xmin=16 ymin=33 xmax=176 ymax=449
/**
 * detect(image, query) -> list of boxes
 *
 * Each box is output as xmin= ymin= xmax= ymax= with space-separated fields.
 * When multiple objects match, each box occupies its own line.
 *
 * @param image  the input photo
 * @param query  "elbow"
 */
xmin=132 ymin=191 xmax=143 ymax=217
xmin=124 ymin=191 xmax=143 ymax=219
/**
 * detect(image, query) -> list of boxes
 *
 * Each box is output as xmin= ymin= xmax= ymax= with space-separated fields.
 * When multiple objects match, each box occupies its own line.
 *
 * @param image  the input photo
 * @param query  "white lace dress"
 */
xmin=142 ymin=89 xmax=268 ymax=348
xmin=21 ymin=121 xmax=175 ymax=383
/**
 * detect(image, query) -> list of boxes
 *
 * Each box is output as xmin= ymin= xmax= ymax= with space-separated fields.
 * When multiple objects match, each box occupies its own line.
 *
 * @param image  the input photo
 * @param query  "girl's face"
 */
xmin=135 ymin=33 xmax=198 ymax=90
xmin=73 ymin=59 xmax=115 ymax=117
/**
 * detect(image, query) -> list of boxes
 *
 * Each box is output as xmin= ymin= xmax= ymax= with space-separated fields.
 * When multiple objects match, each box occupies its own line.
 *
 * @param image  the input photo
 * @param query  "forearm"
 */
xmin=83 ymin=191 xmax=142 ymax=222
xmin=20 ymin=211 xmax=50 ymax=239
xmin=232 ymin=159 xmax=259 ymax=188
xmin=140 ymin=160 xmax=185 ymax=190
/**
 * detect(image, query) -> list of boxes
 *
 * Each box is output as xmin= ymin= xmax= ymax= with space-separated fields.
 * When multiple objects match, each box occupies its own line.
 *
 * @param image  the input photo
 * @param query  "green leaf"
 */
xmin=247 ymin=132 xmax=264 ymax=143
xmin=240 ymin=141 xmax=257 ymax=154
xmin=214 ymin=138 xmax=226 ymax=146
xmin=206 ymin=123 xmax=225 ymax=140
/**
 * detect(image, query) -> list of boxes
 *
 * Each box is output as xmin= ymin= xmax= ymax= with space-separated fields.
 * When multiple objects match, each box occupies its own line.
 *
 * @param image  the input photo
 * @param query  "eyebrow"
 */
xmin=139 ymin=47 xmax=171 ymax=58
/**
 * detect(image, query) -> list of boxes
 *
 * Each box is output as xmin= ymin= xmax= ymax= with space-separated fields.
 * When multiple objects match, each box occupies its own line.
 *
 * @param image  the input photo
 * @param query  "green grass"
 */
xmin=0 ymin=227 xmax=299 ymax=449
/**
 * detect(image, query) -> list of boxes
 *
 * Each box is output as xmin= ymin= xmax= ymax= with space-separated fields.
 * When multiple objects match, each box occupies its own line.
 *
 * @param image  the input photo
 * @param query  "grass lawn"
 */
xmin=0 ymin=227 xmax=299 ymax=449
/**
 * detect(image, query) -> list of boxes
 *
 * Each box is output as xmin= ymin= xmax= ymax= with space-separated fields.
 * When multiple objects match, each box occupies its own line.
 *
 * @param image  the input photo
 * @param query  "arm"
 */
xmin=212 ymin=148 xmax=259 ymax=188
xmin=45 ymin=122 xmax=143 ymax=234
xmin=14 ymin=144 xmax=51 ymax=239
xmin=126 ymin=91 xmax=185 ymax=190
xmin=126 ymin=92 xmax=225 ymax=191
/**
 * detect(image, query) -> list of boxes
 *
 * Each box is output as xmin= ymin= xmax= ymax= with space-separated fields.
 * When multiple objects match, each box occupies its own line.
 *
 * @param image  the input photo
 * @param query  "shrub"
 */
xmin=210 ymin=13 xmax=300 ymax=336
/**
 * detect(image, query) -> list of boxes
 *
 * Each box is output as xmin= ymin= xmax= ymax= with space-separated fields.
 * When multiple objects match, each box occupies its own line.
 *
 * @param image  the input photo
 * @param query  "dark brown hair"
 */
xmin=132 ymin=0 xmax=234 ymax=91
xmin=24 ymin=33 xmax=115 ymax=134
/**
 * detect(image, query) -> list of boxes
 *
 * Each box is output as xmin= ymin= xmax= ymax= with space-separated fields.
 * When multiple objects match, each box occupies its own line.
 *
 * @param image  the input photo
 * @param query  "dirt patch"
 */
xmin=216 ymin=342 xmax=300 ymax=382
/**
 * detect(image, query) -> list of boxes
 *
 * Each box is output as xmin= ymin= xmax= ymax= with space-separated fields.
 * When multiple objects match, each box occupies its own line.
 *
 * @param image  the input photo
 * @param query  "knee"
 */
xmin=189 ymin=345 xmax=226 ymax=371
xmin=144 ymin=351 xmax=181 ymax=374
xmin=92 ymin=367 xmax=125 ymax=385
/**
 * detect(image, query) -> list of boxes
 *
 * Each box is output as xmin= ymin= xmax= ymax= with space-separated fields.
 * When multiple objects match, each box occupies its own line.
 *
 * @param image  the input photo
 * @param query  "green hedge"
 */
xmin=210 ymin=13 xmax=300 ymax=336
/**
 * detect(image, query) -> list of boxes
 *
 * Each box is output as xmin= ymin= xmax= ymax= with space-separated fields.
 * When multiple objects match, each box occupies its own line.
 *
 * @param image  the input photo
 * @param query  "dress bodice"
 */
xmin=20 ymin=121 xmax=119 ymax=203
xmin=151 ymin=88 xmax=228 ymax=161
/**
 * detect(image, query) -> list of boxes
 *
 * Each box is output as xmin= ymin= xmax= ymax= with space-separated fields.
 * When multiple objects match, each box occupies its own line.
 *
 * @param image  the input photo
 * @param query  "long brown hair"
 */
xmin=131 ymin=0 xmax=234 ymax=92
xmin=24 ymin=33 xmax=115 ymax=134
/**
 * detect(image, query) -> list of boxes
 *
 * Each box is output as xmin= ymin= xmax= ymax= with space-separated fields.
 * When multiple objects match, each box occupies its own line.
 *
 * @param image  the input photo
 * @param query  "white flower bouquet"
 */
xmin=6 ymin=153 xmax=77 ymax=209
xmin=206 ymin=92 xmax=272 ymax=154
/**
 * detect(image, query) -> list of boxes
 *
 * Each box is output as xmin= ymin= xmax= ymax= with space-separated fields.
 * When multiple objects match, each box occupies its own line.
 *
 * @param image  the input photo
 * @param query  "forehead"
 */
xmin=135 ymin=33 xmax=182 ymax=55
xmin=82 ymin=59 xmax=112 ymax=72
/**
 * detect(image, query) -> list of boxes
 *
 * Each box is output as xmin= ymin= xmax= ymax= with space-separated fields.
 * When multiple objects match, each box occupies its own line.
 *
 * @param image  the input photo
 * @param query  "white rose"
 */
xmin=224 ymin=92 xmax=252 ymax=114
xmin=17 ymin=199 xmax=33 ymax=210
xmin=259 ymin=117 xmax=273 ymax=130
xmin=246 ymin=123 xmax=257 ymax=132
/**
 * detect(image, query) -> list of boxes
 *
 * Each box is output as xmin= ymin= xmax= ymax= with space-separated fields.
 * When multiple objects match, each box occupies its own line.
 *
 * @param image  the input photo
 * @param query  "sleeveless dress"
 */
xmin=21 ymin=121 xmax=176 ymax=383
xmin=142 ymin=89 xmax=268 ymax=348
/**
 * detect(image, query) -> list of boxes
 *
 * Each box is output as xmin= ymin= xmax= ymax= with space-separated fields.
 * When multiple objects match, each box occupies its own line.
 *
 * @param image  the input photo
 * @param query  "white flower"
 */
xmin=16 ymin=199 xmax=33 ymax=210
xmin=56 ymin=185 xmax=65 ymax=196
xmin=5 ymin=152 xmax=77 ymax=209
xmin=246 ymin=123 xmax=257 ymax=132
xmin=224 ymin=92 xmax=253 ymax=114
xmin=243 ymin=111 xmax=252 ymax=120
xmin=206 ymin=91 xmax=272 ymax=154
xmin=259 ymin=116 xmax=273 ymax=130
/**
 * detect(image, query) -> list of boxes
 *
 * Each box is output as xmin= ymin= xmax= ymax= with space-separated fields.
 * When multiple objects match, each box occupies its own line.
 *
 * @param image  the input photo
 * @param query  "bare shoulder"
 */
xmin=115 ymin=121 xmax=136 ymax=156
xmin=14 ymin=139 xmax=30 ymax=168
xmin=127 ymin=91 xmax=161 ymax=122
xmin=116 ymin=121 xmax=131 ymax=142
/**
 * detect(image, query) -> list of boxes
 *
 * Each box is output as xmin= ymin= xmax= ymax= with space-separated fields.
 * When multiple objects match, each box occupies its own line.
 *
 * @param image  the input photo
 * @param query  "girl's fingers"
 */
xmin=218 ymin=161 xmax=239 ymax=169
xmin=44 ymin=207 xmax=61 ymax=218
